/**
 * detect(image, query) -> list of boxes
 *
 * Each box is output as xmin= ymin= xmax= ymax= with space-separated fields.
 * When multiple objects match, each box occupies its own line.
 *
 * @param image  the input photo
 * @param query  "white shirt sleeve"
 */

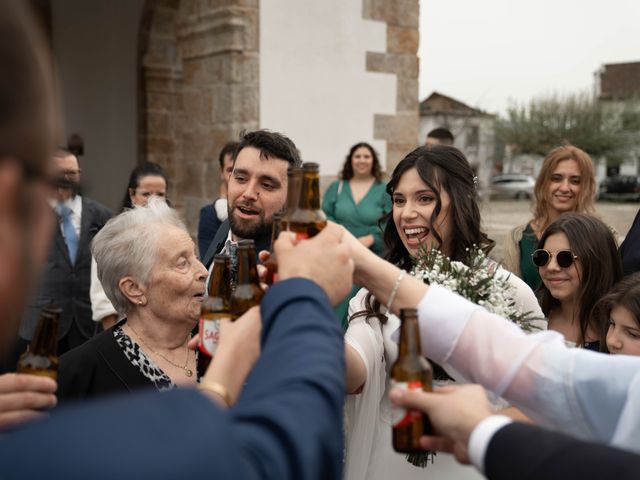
xmin=214 ymin=198 xmax=228 ymax=222
xmin=468 ymin=415 xmax=513 ymax=473
xmin=90 ymin=256 xmax=118 ymax=322
xmin=343 ymin=288 xmax=386 ymax=480
xmin=417 ymin=284 xmax=640 ymax=452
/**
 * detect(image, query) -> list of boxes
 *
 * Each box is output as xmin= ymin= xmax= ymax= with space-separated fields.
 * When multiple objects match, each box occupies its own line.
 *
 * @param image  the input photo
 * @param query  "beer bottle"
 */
xmin=17 ymin=305 xmax=61 ymax=380
xmin=230 ymin=240 xmax=264 ymax=320
xmin=279 ymin=166 xmax=303 ymax=232
xmin=263 ymin=212 xmax=282 ymax=285
xmin=287 ymin=162 xmax=326 ymax=239
xmin=198 ymin=254 xmax=232 ymax=375
xmin=391 ymin=308 xmax=434 ymax=453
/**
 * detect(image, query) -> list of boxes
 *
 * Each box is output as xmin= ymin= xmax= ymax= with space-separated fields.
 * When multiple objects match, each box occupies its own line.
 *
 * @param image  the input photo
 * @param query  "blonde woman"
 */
xmin=503 ymin=145 xmax=597 ymax=290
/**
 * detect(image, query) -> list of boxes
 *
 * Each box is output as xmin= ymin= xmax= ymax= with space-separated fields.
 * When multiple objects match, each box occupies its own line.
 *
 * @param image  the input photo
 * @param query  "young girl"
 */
xmin=594 ymin=273 xmax=640 ymax=355
xmin=534 ymin=213 xmax=623 ymax=350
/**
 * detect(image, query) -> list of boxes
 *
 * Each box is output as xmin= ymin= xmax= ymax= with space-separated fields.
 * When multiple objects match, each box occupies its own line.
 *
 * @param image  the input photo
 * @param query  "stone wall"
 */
xmin=140 ymin=0 xmax=259 ymax=233
xmin=140 ymin=0 xmax=417 ymax=234
xmin=363 ymin=0 xmax=420 ymax=173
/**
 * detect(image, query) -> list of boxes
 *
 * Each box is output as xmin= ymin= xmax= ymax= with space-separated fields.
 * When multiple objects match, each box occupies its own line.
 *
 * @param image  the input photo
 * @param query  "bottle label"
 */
xmin=390 ymin=380 xmax=424 ymax=427
xmin=199 ymin=317 xmax=226 ymax=357
xmin=286 ymin=231 xmax=309 ymax=241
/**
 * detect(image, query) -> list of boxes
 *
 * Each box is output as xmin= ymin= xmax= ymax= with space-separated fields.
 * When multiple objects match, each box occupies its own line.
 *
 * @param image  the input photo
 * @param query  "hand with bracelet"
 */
xmin=200 ymin=306 xmax=261 ymax=407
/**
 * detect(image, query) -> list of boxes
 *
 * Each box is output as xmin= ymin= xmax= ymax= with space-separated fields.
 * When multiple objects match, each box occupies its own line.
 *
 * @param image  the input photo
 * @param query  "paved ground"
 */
xmin=481 ymin=199 xmax=638 ymax=262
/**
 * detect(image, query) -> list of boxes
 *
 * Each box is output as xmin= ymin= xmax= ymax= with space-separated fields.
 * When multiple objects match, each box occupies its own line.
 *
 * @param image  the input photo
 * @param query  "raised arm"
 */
xmin=345 ymin=221 xmax=640 ymax=450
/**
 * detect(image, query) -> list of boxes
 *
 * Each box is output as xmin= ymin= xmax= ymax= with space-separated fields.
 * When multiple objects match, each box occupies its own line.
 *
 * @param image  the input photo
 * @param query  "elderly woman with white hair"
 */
xmin=58 ymin=199 xmax=260 ymax=404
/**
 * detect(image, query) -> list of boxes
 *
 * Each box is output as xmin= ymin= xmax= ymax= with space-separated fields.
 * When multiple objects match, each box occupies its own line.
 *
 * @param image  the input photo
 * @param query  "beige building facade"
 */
xmin=36 ymin=0 xmax=419 ymax=233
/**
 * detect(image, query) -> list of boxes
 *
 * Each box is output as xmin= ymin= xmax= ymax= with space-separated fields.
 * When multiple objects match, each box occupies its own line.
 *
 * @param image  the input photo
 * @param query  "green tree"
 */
xmin=497 ymin=92 xmax=640 ymax=165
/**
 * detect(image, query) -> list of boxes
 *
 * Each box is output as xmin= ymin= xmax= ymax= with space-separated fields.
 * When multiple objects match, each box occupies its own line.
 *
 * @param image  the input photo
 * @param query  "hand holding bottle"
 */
xmin=0 ymin=372 xmax=57 ymax=431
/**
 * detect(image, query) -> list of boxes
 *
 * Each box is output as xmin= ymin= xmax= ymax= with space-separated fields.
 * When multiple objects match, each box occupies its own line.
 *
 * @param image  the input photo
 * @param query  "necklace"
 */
xmin=127 ymin=324 xmax=193 ymax=377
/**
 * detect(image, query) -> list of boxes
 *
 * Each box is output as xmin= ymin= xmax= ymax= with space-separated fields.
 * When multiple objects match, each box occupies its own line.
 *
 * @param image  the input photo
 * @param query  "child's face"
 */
xmin=606 ymin=305 xmax=640 ymax=356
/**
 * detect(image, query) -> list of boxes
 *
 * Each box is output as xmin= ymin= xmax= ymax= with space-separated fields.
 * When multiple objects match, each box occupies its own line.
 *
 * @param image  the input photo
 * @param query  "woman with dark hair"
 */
xmin=342 ymin=145 xmax=543 ymax=480
xmin=322 ymin=142 xmax=389 ymax=255
xmin=503 ymin=145 xmax=599 ymax=290
xmin=322 ymin=142 xmax=391 ymax=327
xmin=534 ymin=213 xmax=622 ymax=350
xmin=91 ymin=161 xmax=169 ymax=329
xmin=120 ymin=161 xmax=168 ymax=211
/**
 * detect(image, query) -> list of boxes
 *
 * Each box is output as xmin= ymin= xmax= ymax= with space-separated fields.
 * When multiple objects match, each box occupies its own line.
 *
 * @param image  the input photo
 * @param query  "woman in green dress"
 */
xmin=503 ymin=145 xmax=598 ymax=291
xmin=323 ymin=142 xmax=391 ymax=326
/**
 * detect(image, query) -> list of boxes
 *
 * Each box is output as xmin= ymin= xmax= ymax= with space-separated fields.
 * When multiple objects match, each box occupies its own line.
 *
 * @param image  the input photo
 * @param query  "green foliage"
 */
xmin=497 ymin=92 xmax=640 ymax=163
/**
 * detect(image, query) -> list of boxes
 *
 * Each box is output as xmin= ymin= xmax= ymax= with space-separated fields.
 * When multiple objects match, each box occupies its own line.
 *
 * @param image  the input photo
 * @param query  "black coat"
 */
xmin=485 ymin=422 xmax=640 ymax=480
xmin=620 ymin=208 xmax=640 ymax=276
xmin=57 ymin=322 xmax=155 ymax=403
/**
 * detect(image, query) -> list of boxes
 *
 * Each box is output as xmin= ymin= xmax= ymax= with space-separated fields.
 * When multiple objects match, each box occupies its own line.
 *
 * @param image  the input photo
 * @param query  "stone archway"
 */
xmin=139 ymin=0 xmax=259 ymax=232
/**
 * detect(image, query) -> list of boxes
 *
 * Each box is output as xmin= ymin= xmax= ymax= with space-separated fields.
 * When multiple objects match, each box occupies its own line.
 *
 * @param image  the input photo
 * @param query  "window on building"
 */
xmin=466 ymin=126 xmax=479 ymax=147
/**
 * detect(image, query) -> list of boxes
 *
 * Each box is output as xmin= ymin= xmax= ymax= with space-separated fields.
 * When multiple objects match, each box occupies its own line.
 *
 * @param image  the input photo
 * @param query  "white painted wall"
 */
xmin=51 ymin=0 xmax=144 ymax=211
xmin=260 ymin=0 xmax=396 ymax=179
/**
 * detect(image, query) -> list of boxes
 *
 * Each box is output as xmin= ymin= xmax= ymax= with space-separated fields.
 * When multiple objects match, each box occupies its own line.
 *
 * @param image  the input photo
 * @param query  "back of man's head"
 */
xmin=236 ymin=130 xmax=302 ymax=167
xmin=0 ymin=0 xmax=57 ymax=177
xmin=218 ymin=141 xmax=239 ymax=169
xmin=426 ymin=128 xmax=454 ymax=147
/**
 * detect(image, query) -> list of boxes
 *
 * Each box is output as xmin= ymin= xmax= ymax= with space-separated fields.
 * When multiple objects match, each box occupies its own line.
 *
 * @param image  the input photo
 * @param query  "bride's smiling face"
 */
xmin=392 ymin=167 xmax=453 ymax=258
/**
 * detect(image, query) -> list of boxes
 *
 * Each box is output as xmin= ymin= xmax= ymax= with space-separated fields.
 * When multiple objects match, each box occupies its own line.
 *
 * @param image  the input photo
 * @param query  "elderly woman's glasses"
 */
xmin=531 ymin=249 xmax=578 ymax=268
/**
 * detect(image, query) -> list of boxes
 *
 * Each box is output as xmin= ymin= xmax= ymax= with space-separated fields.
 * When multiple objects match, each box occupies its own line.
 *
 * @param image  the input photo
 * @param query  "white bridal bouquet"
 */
xmin=412 ymin=246 xmax=541 ymax=332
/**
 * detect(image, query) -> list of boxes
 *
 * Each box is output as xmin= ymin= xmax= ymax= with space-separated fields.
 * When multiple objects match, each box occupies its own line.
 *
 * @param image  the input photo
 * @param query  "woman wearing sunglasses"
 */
xmin=533 ymin=212 xmax=622 ymax=350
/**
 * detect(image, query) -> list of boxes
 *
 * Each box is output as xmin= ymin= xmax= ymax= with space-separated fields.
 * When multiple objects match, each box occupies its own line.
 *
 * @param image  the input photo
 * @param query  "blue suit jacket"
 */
xmin=0 ymin=279 xmax=345 ymax=480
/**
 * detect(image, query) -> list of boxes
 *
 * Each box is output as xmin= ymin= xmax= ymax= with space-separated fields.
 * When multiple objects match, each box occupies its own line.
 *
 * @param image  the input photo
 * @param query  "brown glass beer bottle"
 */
xmin=198 ymin=254 xmax=232 ymax=376
xmin=230 ymin=240 xmax=264 ymax=320
xmin=391 ymin=308 xmax=434 ymax=453
xmin=287 ymin=162 xmax=326 ymax=239
xmin=17 ymin=305 xmax=61 ymax=380
xmin=264 ymin=212 xmax=282 ymax=286
xmin=279 ymin=166 xmax=303 ymax=232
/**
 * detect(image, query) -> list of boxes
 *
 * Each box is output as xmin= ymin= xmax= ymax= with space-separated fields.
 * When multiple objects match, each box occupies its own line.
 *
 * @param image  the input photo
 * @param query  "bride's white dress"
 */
xmin=343 ymin=268 xmax=545 ymax=480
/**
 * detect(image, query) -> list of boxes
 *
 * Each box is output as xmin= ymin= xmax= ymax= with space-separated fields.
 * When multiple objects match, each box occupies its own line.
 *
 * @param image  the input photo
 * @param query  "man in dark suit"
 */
xmin=391 ymin=383 xmax=640 ymax=480
xmin=200 ymin=130 xmax=302 ymax=269
xmin=197 ymin=141 xmax=238 ymax=256
xmin=19 ymin=149 xmax=112 ymax=356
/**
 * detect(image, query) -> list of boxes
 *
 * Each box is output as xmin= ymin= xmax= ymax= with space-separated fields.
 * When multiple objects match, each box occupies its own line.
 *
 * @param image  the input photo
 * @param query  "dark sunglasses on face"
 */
xmin=531 ymin=249 xmax=578 ymax=268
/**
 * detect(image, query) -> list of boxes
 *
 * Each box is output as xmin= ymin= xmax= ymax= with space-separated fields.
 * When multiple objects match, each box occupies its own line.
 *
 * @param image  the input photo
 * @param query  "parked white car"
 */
xmin=489 ymin=174 xmax=535 ymax=199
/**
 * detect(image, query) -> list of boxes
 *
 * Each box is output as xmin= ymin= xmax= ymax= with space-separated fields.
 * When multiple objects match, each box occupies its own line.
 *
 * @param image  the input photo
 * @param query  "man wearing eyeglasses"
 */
xmin=13 ymin=149 xmax=112 ymax=362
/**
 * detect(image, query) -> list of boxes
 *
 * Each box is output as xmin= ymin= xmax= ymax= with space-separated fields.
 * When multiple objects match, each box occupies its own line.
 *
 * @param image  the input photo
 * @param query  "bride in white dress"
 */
xmin=343 ymin=145 xmax=544 ymax=480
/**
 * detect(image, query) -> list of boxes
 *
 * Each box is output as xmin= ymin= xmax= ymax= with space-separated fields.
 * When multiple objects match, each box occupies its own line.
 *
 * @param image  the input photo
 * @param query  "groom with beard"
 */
xmin=14 ymin=148 xmax=112 ymax=361
xmin=201 ymin=130 xmax=302 ymax=269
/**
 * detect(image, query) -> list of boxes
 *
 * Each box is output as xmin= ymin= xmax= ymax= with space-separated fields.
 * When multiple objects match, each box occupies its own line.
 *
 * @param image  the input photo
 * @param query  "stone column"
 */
xmin=363 ymin=0 xmax=420 ymax=172
xmin=141 ymin=0 xmax=260 ymax=234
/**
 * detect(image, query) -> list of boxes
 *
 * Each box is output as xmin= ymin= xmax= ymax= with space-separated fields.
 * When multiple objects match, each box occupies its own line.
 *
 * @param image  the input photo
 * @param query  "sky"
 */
xmin=419 ymin=0 xmax=640 ymax=117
